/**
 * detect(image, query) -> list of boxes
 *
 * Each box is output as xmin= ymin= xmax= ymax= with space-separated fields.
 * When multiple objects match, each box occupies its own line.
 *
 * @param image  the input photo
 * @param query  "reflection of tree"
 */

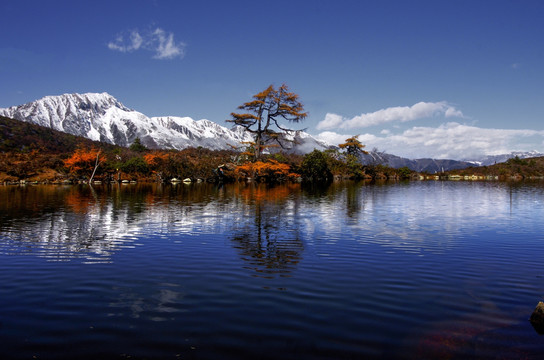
xmin=345 ymin=182 xmax=363 ymax=218
xmin=301 ymin=182 xmax=332 ymax=199
xmin=1 ymin=183 xmax=308 ymax=267
xmin=230 ymin=183 xmax=304 ymax=278
xmin=301 ymin=181 xmax=367 ymax=219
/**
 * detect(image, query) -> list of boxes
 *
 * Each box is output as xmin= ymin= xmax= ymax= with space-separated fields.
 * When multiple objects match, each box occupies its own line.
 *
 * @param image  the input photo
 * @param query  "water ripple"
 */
xmin=1 ymin=182 xmax=544 ymax=358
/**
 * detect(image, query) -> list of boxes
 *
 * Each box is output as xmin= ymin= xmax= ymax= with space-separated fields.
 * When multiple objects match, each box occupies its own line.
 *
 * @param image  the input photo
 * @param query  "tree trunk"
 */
xmin=89 ymin=150 xmax=101 ymax=185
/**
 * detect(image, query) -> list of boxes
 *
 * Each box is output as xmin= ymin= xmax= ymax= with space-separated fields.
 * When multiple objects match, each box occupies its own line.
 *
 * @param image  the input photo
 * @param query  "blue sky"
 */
xmin=1 ymin=0 xmax=543 ymax=159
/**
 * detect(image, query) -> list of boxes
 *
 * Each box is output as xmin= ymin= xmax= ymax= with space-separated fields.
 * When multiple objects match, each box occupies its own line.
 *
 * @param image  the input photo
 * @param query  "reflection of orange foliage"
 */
xmin=65 ymin=192 xmax=92 ymax=214
xmin=235 ymin=183 xmax=300 ymax=204
xmin=64 ymin=147 xmax=105 ymax=174
xmin=235 ymin=160 xmax=297 ymax=181
xmin=145 ymin=192 xmax=158 ymax=206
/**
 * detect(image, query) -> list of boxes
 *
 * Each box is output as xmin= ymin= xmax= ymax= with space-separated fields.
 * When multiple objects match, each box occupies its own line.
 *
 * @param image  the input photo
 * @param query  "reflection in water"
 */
xmin=1 ymin=181 xmax=544 ymax=359
xmin=230 ymin=183 xmax=304 ymax=278
xmin=296 ymin=181 xmax=544 ymax=255
xmin=0 ymin=185 xmax=166 ymax=263
xmin=109 ymin=283 xmax=186 ymax=321
xmin=1 ymin=181 xmax=543 ymax=263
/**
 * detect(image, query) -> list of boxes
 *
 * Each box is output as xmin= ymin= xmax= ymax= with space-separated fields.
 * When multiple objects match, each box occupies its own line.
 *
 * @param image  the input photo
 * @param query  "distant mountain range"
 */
xmin=358 ymin=150 xmax=544 ymax=173
xmin=1 ymin=92 xmax=542 ymax=173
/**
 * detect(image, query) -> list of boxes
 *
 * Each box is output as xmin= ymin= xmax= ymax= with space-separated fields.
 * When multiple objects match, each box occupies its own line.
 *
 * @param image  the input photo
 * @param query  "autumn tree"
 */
xmin=227 ymin=84 xmax=307 ymax=159
xmin=64 ymin=146 xmax=106 ymax=183
xmin=143 ymin=151 xmax=170 ymax=182
xmin=339 ymin=135 xmax=368 ymax=156
xmin=338 ymin=135 xmax=369 ymax=179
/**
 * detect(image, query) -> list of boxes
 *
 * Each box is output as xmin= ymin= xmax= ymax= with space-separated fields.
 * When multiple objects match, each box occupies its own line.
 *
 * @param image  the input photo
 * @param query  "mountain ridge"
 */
xmin=1 ymin=92 xmax=542 ymax=172
xmin=0 ymin=92 xmax=331 ymax=154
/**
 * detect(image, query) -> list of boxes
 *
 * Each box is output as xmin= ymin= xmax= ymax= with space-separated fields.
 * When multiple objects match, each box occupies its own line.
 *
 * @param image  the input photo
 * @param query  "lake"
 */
xmin=1 ymin=181 xmax=544 ymax=359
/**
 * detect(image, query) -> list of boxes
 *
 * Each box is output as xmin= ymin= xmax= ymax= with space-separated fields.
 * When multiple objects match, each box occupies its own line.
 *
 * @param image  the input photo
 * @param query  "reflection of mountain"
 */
xmin=0 ymin=184 xmax=306 ymax=265
xmin=0 ymin=186 xmax=147 ymax=263
xmin=1 ymin=181 xmax=538 ymax=265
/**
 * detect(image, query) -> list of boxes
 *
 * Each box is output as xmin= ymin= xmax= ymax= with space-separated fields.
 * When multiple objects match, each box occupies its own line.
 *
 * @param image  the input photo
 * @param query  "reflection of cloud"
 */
xmin=299 ymin=182 xmax=531 ymax=256
xmin=1 ymin=182 xmax=538 ymax=265
xmin=109 ymin=285 xmax=185 ymax=321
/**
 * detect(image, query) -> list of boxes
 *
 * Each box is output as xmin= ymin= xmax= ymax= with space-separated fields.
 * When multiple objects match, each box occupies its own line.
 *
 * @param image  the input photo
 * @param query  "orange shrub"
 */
xmin=64 ymin=147 xmax=105 ymax=177
xmin=235 ymin=160 xmax=297 ymax=182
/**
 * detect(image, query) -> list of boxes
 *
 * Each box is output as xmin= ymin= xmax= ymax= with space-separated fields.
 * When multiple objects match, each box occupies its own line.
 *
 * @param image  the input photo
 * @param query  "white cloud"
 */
xmin=108 ymin=27 xmax=185 ymax=60
xmin=317 ymin=101 xmax=463 ymax=130
xmin=107 ymin=30 xmax=143 ymax=53
xmin=152 ymin=28 xmax=184 ymax=59
xmin=317 ymin=113 xmax=344 ymax=130
xmin=315 ymin=131 xmax=354 ymax=145
xmin=316 ymin=122 xmax=544 ymax=160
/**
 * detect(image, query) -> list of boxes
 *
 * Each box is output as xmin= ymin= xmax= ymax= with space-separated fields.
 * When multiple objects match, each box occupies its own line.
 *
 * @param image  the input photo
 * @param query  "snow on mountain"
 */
xmin=359 ymin=149 xmax=544 ymax=172
xmin=0 ymin=92 xmax=153 ymax=146
xmin=0 ymin=92 xmax=330 ymax=153
xmin=359 ymin=151 xmax=475 ymax=172
xmin=464 ymin=151 xmax=544 ymax=167
xmin=2 ymin=93 xmax=540 ymax=167
xmin=272 ymin=129 xmax=333 ymax=154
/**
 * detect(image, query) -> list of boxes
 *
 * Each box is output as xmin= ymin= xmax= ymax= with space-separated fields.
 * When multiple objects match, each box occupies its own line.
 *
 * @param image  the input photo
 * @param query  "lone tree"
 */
xmin=227 ymin=84 xmax=307 ymax=159
xmin=339 ymin=135 xmax=368 ymax=179
xmin=339 ymin=135 xmax=368 ymax=156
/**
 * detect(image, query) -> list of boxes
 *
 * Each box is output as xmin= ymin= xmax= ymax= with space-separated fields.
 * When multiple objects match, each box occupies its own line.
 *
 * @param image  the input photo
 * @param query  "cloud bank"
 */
xmin=317 ymin=101 xmax=463 ymax=130
xmin=108 ymin=28 xmax=185 ymax=60
xmin=317 ymin=122 xmax=544 ymax=160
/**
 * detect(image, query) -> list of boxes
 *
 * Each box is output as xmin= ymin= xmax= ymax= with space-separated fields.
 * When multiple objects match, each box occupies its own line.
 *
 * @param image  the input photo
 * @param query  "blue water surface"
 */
xmin=1 ymin=181 xmax=544 ymax=359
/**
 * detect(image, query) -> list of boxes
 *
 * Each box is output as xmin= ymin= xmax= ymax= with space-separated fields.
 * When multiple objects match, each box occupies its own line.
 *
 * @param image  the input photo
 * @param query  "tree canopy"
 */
xmin=129 ymin=137 xmax=148 ymax=152
xmin=227 ymin=84 xmax=307 ymax=159
xmin=339 ymin=135 xmax=368 ymax=156
xmin=338 ymin=135 xmax=369 ymax=179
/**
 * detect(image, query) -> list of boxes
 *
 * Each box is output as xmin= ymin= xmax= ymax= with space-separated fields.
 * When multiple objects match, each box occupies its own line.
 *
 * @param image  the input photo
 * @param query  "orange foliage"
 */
xmin=64 ymin=147 xmax=105 ymax=175
xmin=338 ymin=135 xmax=368 ymax=156
xmin=143 ymin=151 xmax=169 ymax=168
xmin=235 ymin=160 xmax=297 ymax=181
xmin=227 ymin=84 xmax=307 ymax=159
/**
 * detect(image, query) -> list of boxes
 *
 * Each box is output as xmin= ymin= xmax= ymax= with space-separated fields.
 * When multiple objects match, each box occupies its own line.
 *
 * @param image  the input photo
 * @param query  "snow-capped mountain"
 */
xmin=0 ymin=92 xmax=331 ymax=153
xmin=359 ymin=151 xmax=475 ymax=172
xmin=1 ymin=92 xmax=541 ymax=169
xmin=464 ymin=151 xmax=544 ymax=167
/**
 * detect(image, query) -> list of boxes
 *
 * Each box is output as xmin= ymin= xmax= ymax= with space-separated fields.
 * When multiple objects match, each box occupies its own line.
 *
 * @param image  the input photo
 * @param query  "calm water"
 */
xmin=1 ymin=181 xmax=544 ymax=359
